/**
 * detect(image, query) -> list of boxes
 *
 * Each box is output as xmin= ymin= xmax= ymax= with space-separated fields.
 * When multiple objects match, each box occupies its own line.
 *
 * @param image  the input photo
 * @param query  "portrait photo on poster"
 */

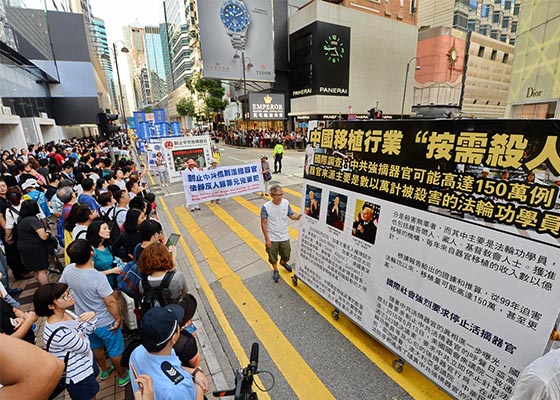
xmin=304 ymin=185 xmax=322 ymax=220
xmin=172 ymin=148 xmax=206 ymax=172
xmin=326 ymin=191 xmax=347 ymax=231
xmin=352 ymin=200 xmax=380 ymax=245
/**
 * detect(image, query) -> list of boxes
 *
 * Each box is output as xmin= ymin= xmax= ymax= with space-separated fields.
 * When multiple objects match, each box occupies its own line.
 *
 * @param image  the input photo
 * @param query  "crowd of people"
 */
xmin=0 ymin=138 xmax=207 ymax=400
xmin=222 ymin=128 xmax=306 ymax=149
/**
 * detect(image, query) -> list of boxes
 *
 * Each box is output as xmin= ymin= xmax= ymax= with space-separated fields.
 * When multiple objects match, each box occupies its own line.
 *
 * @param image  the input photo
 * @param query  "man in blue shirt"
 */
xmin=77 ymin=178 xmax=100 ymax=212
xmin=130 ymin=305 xmax=208 ymax=399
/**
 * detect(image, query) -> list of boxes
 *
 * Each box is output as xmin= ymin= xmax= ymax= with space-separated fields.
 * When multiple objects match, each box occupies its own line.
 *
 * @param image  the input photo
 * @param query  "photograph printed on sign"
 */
xmin=326 ymin=191 xmax=347 ymax=231
xmin=304 ymin=185 xmax=322 ymax=220
xmin=172 ymin=148 xmax=206 ymax=172
xmin=351 ymin=200 xmax=380 ymax=245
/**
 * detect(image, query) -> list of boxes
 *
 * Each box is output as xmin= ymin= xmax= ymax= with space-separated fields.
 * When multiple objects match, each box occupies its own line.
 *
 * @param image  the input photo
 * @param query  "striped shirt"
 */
xmin=43 ymin=311 xmax=97 ymax=384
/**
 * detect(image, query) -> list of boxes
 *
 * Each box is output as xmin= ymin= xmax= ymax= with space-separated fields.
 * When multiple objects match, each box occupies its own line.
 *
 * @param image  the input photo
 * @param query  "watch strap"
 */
xmin=192 ymin=366 xmax=203 ymax=379
xmin=230 ymin=33 xmax=247 ymax=51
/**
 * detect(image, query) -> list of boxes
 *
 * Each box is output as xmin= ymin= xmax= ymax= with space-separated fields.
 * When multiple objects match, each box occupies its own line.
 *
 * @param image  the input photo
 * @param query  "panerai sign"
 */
xmin=248 ymin=93 xmax=285 ymax=120
xmin=526 ymin=87 xmax=542 ymax=98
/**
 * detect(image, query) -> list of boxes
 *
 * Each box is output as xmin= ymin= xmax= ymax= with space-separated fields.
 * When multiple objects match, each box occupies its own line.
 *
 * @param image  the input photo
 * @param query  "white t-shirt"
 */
xmin=5 ymin=204 xmax=45 ymax=229
xmin=71 ymin=225 xmax=87 ymax=240
xmin=260 ymin=199 xmax=294 ymax=242
xmin=511 ymin=349 xmax=560 ymax=399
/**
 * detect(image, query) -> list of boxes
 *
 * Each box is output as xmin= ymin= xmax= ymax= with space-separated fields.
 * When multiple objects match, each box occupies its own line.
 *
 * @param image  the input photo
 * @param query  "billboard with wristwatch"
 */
xmin=197 ymin=0 xmax=275 ymax=82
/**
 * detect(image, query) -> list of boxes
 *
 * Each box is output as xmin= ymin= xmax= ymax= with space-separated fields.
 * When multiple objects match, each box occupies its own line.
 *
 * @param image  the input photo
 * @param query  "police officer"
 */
xmin=129 ymin=305 xmax=208 ymax=399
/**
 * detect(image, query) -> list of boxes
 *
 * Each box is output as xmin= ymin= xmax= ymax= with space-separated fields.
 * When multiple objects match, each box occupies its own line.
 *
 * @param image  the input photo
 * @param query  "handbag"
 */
xmin=263 ymin=171 xmax=272 ymax=182
xmin=45 ymin=327 xmax=70 ymax=400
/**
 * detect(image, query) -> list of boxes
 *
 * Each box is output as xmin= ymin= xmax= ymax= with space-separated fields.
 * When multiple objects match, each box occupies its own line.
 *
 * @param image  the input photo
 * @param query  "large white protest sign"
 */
xmin=296 ymin=119 xmax=560 ymax=400
xmin=182 ymin=162 xmax=263 ymax=205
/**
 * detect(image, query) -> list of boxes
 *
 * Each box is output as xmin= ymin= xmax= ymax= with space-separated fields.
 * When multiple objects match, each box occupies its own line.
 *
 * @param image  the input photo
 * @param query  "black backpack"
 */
xmin=140 ymin=270 xmax=176 ymax=316
xmin=7 ymin=206 xmax=20 ymax=242
xmin=100 ymin=207 xmax=125 ymax=243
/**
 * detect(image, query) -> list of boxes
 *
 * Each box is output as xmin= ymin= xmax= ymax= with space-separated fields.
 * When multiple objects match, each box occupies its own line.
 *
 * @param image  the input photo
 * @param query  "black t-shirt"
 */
xmin=0 ymin=196 xmax=10 ymax=241
xmin=0 ymin=298 xmax=35 ymax=344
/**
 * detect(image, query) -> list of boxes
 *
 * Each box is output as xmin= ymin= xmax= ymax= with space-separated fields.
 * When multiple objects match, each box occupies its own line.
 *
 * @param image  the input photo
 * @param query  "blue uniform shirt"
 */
xmin=130 ymin=345 xmax=196 ymax=400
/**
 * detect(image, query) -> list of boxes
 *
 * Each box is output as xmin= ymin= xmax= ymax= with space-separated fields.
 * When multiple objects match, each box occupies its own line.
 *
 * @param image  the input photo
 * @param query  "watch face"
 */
xmin=323 ymin=34 xmax=345 ymax=64
xmin=220 ymin=2 xmax=249 ymax=32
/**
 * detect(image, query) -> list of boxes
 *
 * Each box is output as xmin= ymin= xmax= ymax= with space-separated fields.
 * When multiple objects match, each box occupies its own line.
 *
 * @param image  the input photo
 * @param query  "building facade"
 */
xmin=288 ymin=0 xmax=418 ymax=123
xmin=414 ymin=26 xmax=514 ymax=119
xmin=91 ymin=17 xmax=118 ymax=113
xmin=145 ymin=26 xmax=168 ymax=104
xmin=418 ymin=0 xmax=520 ymax=45
xmin=506 ymin=0 xmax=560 ymax=119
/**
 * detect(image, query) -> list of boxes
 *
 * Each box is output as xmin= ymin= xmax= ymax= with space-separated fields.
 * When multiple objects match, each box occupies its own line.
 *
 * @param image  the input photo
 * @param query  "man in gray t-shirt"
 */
xmin=60 ymin=239 xmax=130 ymax=387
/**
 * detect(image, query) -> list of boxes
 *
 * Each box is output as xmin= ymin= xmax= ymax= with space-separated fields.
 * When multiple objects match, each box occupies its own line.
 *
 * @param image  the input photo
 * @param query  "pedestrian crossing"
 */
xmin=159 ymin=188 xmax=450 ymax=400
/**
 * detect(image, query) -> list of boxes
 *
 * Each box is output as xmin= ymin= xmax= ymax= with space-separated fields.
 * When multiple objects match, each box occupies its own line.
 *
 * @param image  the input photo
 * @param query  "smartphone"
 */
xmin=165 ymin=233 xmax=181 ymax=247
xmin=130 ymin=361 xmax=139 ymax=380
xmin=184 ymin=322 xmax=197 ymax=335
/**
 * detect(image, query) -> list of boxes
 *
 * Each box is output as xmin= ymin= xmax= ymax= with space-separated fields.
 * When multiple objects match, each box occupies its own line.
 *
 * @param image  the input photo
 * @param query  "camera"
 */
xmin=213 ymin=343 xmax=260 ymax=400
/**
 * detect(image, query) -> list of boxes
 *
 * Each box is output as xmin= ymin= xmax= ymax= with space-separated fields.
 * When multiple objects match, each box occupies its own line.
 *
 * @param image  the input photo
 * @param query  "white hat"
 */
xmin=21 ymin=178 xmax=39 ymax=190
xmin=210 ymin=158 xmax=218 ymax=164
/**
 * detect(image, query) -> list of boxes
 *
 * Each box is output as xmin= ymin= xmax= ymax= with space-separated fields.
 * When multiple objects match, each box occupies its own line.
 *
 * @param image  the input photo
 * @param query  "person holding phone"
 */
xmin=130 ymin=305 xmax=208 ymax=400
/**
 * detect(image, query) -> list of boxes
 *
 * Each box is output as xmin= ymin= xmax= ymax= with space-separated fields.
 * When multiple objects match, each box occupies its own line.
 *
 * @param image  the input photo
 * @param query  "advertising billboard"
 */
xmin=248 ymin=93 xmax=285 ymax=120
xmin=197 ymin=0 xmax=275 ymax=82
xmin=297 ymin=119 xmax=560 ymax=400
xmin=290 ymin=21 xmax=351 ymax=98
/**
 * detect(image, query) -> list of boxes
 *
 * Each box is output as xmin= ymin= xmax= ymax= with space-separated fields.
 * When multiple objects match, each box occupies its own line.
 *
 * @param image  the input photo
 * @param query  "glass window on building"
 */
xmin=491 ymin=49 xmax=498 ymax=60
xmin=511 ymin=21 xmax=517 ymax=33
xmin=513 ymin=3 xmax=520 ymax=15
xmin=509 ymin=37 xmax=515 ymax=45
xmin=478 ymin=46 xmax=485 ymax=57
xmin=492 ymin=11 xmax=502 ymax=23
xmin=504 ymin=0 xmax=512 ymax=10
xmin=502 ymin=16 xmax=510 ymax=28
xmin=500 ymin=34 xmax=509 ymax=42
xmin=469 ymin=0 xmax=478 ymax=11
xmin=453 ymin=11 xmax=468 ymax=29
xmin=502 ymin=53 xmax=509 ymax=63
xmin=482 ymin=4 xmax=492 ymax=17
xmin=512 ymin=102 xmax=557 ymax=119
xmin=479 ymin=26 xmax=488 ymax=35
xmin=491 ymin=30 xmax=499 ymax=39
xmin=467 ymin=19 xmax=478 ymax=31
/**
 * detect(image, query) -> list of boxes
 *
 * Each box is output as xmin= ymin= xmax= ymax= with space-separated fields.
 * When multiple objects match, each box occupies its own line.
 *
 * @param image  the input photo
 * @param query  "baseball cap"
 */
xmin=210 ymin=158 xmax=217 ymax=164
xmin=21 ymin=178 xmax=39 ymax=190
xmin=187 ymin=159 xmax=196 ymax=166
xmin=260 ymin=154 xmax=268 ymax=160
xmin=139 ymin=304 xmax=185 ymax=352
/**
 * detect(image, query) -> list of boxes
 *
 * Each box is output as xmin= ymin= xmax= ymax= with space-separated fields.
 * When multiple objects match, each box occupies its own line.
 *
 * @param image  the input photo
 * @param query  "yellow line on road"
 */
xmin=225 ymin=198 xmax=449 ymax=400
xmin=175 ymin=206 xmax=336 ymax=400
xmin=283 ymin=187 xmax=302 ymax=198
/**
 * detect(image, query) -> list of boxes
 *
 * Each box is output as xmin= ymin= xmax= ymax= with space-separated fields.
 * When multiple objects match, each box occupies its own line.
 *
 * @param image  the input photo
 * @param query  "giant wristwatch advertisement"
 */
xmin=197 ymin=0 xmax=274 ymax=82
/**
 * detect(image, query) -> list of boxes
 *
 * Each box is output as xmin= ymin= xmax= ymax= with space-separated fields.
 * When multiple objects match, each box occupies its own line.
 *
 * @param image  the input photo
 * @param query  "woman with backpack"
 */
xmin=33 ymin=283 xmax=99 ymax=400
xmin=15 ymin=200 xmax=52 ymax=285
xmin=112 ymin=208 xmax=145 ymax=262
xmin=137 ymin=242 xmax=188 ymax=313
xmin=86 ymin=220 xmax=123 ymax=294
xmin=4 ymin=187 xmax=30 ymax=280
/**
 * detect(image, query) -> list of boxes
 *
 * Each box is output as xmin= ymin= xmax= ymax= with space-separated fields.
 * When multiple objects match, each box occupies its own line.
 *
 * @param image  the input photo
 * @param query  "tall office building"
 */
xmin=164 ymin=0 xmax=192 ymax=89
xmin=418 ymin=0 xmax=521 ymax=45
xmin=91 ymin=17 xmax=118 ymax=112
xmin=145 ymin=26 xmax=168 ymax=104
xmin=124 ymin=23 xmax=152 ymax=109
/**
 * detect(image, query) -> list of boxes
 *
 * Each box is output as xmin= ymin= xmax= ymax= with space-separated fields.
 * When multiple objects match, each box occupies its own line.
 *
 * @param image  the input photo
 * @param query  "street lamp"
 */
xmin=400 ymin=56 xmax=421 ymax=119
xmin=233 ymin=51 xmax=253 ymax=130
xmin=112 ymin=40 xmax=129 ymax=135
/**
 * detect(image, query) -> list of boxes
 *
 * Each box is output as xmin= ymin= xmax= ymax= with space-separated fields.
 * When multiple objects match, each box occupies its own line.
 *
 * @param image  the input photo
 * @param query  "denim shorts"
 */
xmin=89 ymin=325 xmax=124 ymax=358
xmin=66 ymin=362 xmax=99 ymax=399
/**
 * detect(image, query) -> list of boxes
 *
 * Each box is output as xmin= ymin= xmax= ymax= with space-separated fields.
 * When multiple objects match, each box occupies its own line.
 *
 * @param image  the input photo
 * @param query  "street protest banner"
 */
xmin=296 ymin=119 xmax=560 ymax=400
xmin=145 ymin=139 xmax=163 ymax=172
xmin=161 ymin=136 xmax=213 ymax=181
xmin=182 ymin=162 xmax=263 ymax=205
